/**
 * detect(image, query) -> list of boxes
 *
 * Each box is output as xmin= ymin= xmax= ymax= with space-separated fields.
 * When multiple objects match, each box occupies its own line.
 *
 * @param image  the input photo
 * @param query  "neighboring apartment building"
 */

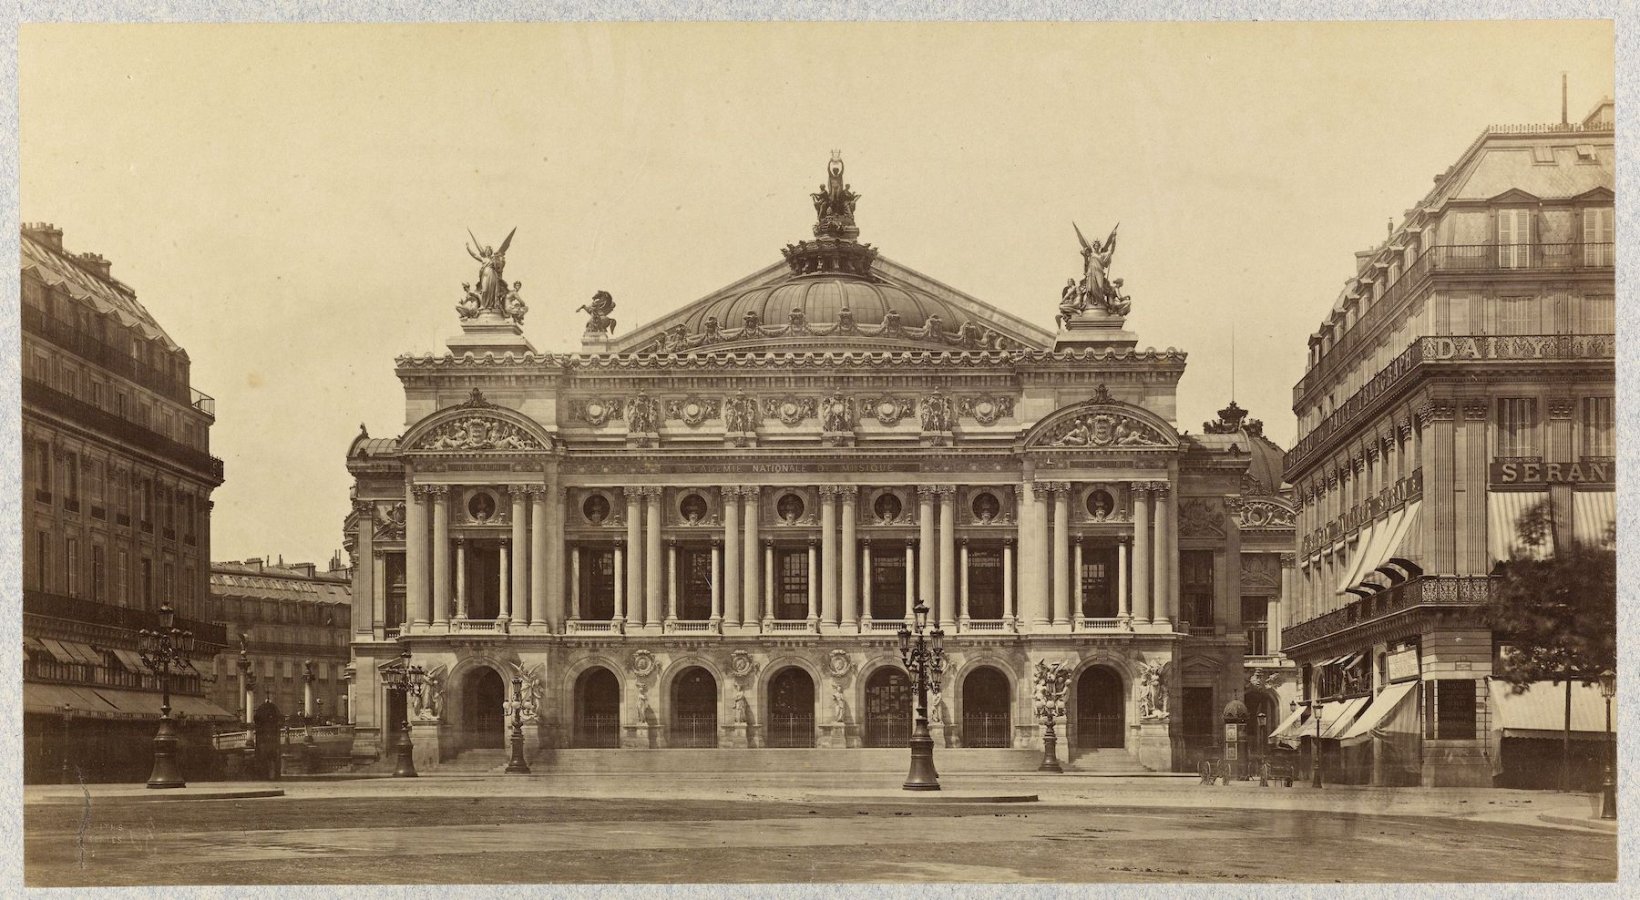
xmin=1279 ymin=100 xmax=1616 ymax=788
xmin=208 ymin=556 xmax=354 ymax=723
xmin=20 ymin=223 xmax=232 ymax=783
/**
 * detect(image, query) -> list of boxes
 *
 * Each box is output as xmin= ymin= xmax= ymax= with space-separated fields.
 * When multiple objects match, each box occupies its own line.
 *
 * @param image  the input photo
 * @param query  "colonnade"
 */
xmin=389 ymin=478 xmax=1187 ymax=636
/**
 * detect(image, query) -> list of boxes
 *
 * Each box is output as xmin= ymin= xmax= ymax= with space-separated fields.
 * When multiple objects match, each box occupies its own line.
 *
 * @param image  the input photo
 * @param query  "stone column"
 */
xmin=1223 ymin=499 xmax=1242 ymax=637
xmin=354 ymin=500 xmax=374 ymax=637
xmin=959 ymin=539 xmax=971 ymax=628
xmin=820 ymin=487 xmax=839 ymax=629
xmin=612 ymin=541 xmax=626 ymax=627
xmin=407 ymin=484 xmax=429 ymax=629
xmin=1275 ymin=553 xmax=1296 ymax=654
xmin=645 ymin=488 xmax=663 ymax=632
xmin=721 ymin=488 xmax=741 ymax=628
xmin=453 ymin=540 xmax=467 ymax=621
xmin=531 ymin=487 xmax=553 ymax=632
xmin=1117 ymin=535 xmax=1131 ymax=621
xmin=431 ymin=486 xmax=450 ymax=629
xmin=1132 ymin=483 xmax=1152 ymax=623
xmin=1014 ymin=485 xmax=1032 ymax=629
xmin=1051 ymin=484 xmax=1071 ymax=626
xmin=742 ymin=487 xmax=761 ymax=628
xmin=509 ymin=488 xmax=528 ymax=624
xmin=904 ymin=540 xmax=916 ymax=623
xmin=917 ymin=487 xmax=936 ymax=614
xmin=1073 ymin=537 xmax=1086 ymax=626
xmin=710 ymin=540 xmax=723 ymax=628
xmin=625 ymin=489 xmax=644 ymax=629
xmin=860 ymin=540 xmax=874 ymax=628
xmin=666 ymin=539 xmax=678 ymax=627
xmin=1026 ymin=483 xmax=1053 ymax=629
xmin=763 ymin=541 xmax=775 ymax=626
xmin=1002 ymin=538 xmax=1015 ymax=629
xmin=938 ymin=486 xmax=957 ymax=628
xmin=806 ymin=539 xmax=819 ymax=628
xmin=840 ymin=487 xmax=858 ymax=631
xmin=498 ymin=539 xmax=511 ymax=623
xmin=1153 ymin=483 xmax=1174 ymax=629
xmin=569 ymin=546 xmax=582 ymax=623
xmin=372 ymin=549 xmax=387 ymax=635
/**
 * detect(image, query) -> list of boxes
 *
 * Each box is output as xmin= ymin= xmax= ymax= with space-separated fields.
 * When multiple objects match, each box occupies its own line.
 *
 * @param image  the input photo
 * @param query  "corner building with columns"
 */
xmin=344 ymin=156 xmax=1297 ymax=773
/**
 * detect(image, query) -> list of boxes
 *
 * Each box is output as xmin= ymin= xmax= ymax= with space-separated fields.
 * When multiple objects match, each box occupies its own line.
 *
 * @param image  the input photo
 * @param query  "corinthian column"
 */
xmin=1153 ymin=482 xmax=1174 ymax=630
xmin=1132 ymin=483 xmax=1152 ymax=624
xmin=722 ymin=487 xmax=741 ymax=629
xmin=917 ymin=487 xmax=936 ymax=612
xmin=840 ymin=487 xmax=858 ymax=631
xmin=406 ymin=483 xmax=429 ymax=630
xmin=454 ymin=538 xmax=466 ymax=620
xmin=508 ymin=487 xmax=528 ymax=624
xmin=498 ymin=539 xmax=511 ymax=623
xmin=645 ymin=487 xmax=663 ymax=632
xmin=937 ymin=485 xmax=957 ymax=628
xmin=742 ymin=487 xmax=761 ymax=628
xmin=1117 ymin=534 xmax=1131 ymax=621
xmin=624 ymin=488 xmax=644 ymax=629
xmin=530 ymin=486 xmax=553 ymax=632
xmin=431 ymin=487 xmax=450 ymax=630
xmin=820 ymin=487 xmax=839 ymax=630
xmin=1049 ymin=483 xmax=1070 ymax=627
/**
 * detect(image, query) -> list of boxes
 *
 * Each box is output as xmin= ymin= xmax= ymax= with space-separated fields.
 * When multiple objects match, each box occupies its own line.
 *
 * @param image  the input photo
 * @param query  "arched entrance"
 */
xmin=573 ymin=667 xmax=621 ymax=748
xmin=766 ymin=668 xmax=816 ymax=748
xmin=863 ymin=667 xmax=913 ymax=748
xmin=1075 ymin=666 xmax=1125 ymax=750
xmin=463 ymin=668 xmax=506 ymax=749
xmin=670 ymin=667 xmax=718 ymax=748
xmin=961 ymin=666 xmax=1012 ymax=748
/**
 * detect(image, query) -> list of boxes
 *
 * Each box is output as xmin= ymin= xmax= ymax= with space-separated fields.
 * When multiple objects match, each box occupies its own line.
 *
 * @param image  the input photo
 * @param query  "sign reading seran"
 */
xmin=1491 ymin=460 xmax=1614 ymax=487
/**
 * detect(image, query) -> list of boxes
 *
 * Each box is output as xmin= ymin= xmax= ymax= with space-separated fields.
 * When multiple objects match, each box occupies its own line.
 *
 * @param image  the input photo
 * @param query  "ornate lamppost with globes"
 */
xmin=302 ymin=660 xmax=319 ymax=773
xmin=898 ymin=600 xmax=946 ymax=791
xmin=1033 ymin=660 xmax=1072 ymax=773
xmin=1599 ymin=668 xmax=1616 ymax=820
xmin=504 ymin=675 xmax=535 ymax=775
xmin=1290 ymin=698 xmax=1324 ymax=789
xmin=380 ymin=649 xmax=426 ymax=778
xmin=138 ymin=602 xmax=194 ymax=789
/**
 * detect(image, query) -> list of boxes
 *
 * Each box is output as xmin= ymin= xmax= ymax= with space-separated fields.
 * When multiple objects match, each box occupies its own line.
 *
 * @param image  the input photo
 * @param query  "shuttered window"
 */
xmin=1583 ymin=207 xmax=1614 ymax=266
xmin=1582 ymin=397 xmax=1615 ymax=458
xmin=1497 ymin=398 xmax=1540 ymax=458
xmin=1497 ymin=209 xmax=1531 ymax=268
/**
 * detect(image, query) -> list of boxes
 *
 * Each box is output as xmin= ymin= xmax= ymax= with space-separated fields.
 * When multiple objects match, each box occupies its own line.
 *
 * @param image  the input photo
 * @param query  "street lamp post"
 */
xmin=1311 ymin=701 xmax=1324 ymax=789
xmin=302 ymin=660 xmax=319 ymax=773
xmin=60 ymin=703 xmax=73 ymax=785
xmin=1599 ymin=668 xmax=1616 ymax=820
xmin=138 ymin=602 xmax=194 ymax=789
xmin=1256 ymin=712 xmax=1269 ymax=787
xmin=505 ymin=675 xmax=533 ymax=775
xmin=380 ymin=648 xmax=426 ymax=778
xmin=1033 ymin=660 xmax=1071 ymax=774
xmin=898 ymin=601 xmax=946 ymax=791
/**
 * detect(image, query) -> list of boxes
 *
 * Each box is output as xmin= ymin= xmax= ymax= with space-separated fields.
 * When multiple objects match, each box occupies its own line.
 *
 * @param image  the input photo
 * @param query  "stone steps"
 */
xmin=429 ymin=747 xmax=1152 ymax=776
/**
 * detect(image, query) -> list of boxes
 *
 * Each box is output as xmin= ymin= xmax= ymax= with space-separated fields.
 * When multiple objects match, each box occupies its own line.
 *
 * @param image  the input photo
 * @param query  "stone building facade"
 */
xmin=20 ymin=223 xmax=231 ymax=783
xmin=1281 ymin=101 xmax=1616 ymax=787
xmin=208 ymin=556 xmax=354 ymax=723
xmin=344 ymin=156 xmax=1296 ymax=772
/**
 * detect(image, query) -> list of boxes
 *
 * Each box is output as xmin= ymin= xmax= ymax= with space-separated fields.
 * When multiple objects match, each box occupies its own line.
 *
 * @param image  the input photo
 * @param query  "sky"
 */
xmin=18 ymin=21 xmax=1615 ymax=567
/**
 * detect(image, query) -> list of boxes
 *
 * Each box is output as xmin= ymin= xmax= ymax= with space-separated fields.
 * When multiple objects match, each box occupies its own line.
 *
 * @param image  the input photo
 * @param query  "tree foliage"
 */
xmin=1483 ymin=501 xmax=1616 ymax=689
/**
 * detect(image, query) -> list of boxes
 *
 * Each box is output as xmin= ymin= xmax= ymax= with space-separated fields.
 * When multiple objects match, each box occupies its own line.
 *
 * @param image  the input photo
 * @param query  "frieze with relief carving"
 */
xmin=1235 ymin=498 xmax=1296 ymax=530
xmin=1041 ymin=410 xmax=1169 ymax=448
xmin=1177 ymin=498 xmax=1225 ymax=538
xmin=860 ymin=395 xmax=915 ymax=426
xmin=568 ymin=398 xmax=624 ymax=427
xmin=763 ymin=395 xmax=818 ymax=427
xmin=415 ymin=415 xmax=543 ymax=451
xmin=958 ymin=394 xmax=1015 ymax=426
xmin=1240 ymin=554 xmax=1281 ymax=593
xmin=666 ymin=396 xmax=721 ymax=428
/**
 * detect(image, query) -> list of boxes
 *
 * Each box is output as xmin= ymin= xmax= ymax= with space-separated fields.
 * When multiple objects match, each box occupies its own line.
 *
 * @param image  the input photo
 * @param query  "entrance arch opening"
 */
xmin=863 ymin=667 xmax=913 ymax=748
xmin=670 ymin=667 xmax=718 ymax=748
xmin=463 ymin=667 xmax=506 ymax=750
xmin=574 ymin=667 xmax=621 ymax=748
xmin=766 ymin=668 xmax=816 ymax=748
xmin=1075 ymin=666 xmax=1125 ymax=750
xmin=961 ymin=666 xmax=1012 ymax=748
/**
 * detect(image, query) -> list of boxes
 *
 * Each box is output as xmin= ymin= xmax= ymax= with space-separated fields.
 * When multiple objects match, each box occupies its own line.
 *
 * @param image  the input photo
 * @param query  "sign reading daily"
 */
xmin=1490 ymin=460 xmax=1614 ymax=488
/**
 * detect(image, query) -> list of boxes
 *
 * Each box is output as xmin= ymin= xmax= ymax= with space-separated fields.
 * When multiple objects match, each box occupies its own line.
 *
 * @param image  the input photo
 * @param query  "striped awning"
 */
xmin=1268 ymin=704 xmax=1312 ymax=749
xmin=1334 ymin=521 xmax=1378 ymax=595
xmin=1573 ymin=490 xmax=1616 ymax=548
xmin=1489 ymin=491 xmax=1552 ymax=562
xmin=1487 ymin=678 xmax=1613 ymax=739
xmin=1338 ymin=681 xmax=1419 ymax=747
xmin=1318 ymin=696 xmax=1371 ymax=740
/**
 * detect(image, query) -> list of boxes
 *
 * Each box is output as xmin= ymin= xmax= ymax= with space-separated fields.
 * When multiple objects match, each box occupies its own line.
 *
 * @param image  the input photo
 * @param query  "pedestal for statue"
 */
xmin=1134 ymin=720 xmax=1174 ymax=772
xmin=621 ymin=724 xmax=659 ymax=749
xmin=448 ymin=313 xmax=535 ymax=356
xmin=817 ymin=723 xmax=853 ymax=749
xmin=1054 ymin=314 xmax=1138 ymax=352
xmin=720 ymin=722 xmax=754 ymax=749
xmin=410 ymin=722 xmax=441 ymax=771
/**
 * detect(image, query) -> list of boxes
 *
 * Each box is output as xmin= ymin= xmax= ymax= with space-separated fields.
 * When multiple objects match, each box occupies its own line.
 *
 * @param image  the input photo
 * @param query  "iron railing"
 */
xmin=864 ymin=714 xmax=911 ymax=748
xmin=962 ymin=712 xmax=1012 ymax=748
xmin=765 ymin=713 xmax=816 ymax=748
xmin=1073 ymin=714 xmax=1125 ymax=749
xmin=25 ymin=590 xmax=227 ymax=647
xmin=670 ymin=715 xmax=718 ymax=748
xmin=573 ymin=714 xmax=621 ymax=748
xmin=22 ymin=379 xmax=224 ymax=483
xmin=1283 ymin=574 xmax=1494 ymax=650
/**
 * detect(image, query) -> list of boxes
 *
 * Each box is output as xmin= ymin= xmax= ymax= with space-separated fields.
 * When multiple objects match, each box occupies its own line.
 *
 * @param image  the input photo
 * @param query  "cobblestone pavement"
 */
xmin=22 ymin=775 xmax=1617 ymax=886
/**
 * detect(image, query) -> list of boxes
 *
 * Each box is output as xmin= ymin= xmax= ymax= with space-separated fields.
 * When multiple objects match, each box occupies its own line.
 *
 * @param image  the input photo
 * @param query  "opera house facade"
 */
xmin=343 ymin=156 xmax=1296 ymax=773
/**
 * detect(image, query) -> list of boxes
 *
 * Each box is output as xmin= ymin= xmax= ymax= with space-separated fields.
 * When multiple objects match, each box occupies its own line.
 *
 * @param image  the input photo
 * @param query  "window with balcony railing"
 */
xmin=775 ymin=548 xmax=809 ymax=620
xmin=1583 ymin=207 xmax=1614 ymax=266
xmin=968 ymin=547 xmax=1004 ymax=619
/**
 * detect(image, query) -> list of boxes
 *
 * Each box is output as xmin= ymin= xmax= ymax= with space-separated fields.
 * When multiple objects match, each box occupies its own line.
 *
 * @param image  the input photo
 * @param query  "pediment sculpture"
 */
xmin=1042 ymin=410 xmax=1169 ymax=449
xmin=416 ymin=415 xmax=544 ymax=452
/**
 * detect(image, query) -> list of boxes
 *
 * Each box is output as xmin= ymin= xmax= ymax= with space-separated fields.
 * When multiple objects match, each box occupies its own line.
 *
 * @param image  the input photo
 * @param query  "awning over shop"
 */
xmin=1573 ymin=490 xmax=1616 ymax=548
xmin=60 ymin=640 xmax=103 ymax=666
xmin=1318 ymin=696 xmax=1371 ymax=740
xmin=1487 ymin=678 xmax=1613 ymax=740
xmin=1340 ymin=502 xmax=1424 ymax=595
xmin=23 ymin=683 xmax=108 ymax=716
xmin=36 ymin=639 xmax=82 ymax=666
xmin=1268 ymin=705 xmax=1312 ymax=749
xmin=1338 ymin=681 xmax=1419 ymax=748
xmin=24 ymin=684 xmax=236 ymax=722
xmin=107 ymin=648 xmax=148 ymax=673
xmin=170 ymin=694 xmax=238 ymax=721
xmin=1489 ymin=491 xmax=1551 ymax=562
xmin=1333 ymin=525 xmax=1373 ymax=595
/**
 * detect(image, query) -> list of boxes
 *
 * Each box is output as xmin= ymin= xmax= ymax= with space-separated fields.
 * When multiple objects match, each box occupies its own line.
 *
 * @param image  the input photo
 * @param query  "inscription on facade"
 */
xmin=1491 ymin=460 xmax=1614 ymax=488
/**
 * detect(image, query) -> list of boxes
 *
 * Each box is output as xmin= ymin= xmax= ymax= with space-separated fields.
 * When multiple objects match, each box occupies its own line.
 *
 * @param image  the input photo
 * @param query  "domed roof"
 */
xmin=609 ymin=154 xmax=1054 ymax=356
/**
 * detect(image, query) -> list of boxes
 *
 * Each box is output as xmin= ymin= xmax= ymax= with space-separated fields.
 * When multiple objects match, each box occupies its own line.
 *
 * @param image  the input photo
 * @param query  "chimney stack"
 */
xmin=22 ymin=222 xmax=63 ymax=251
xmin=73 ymin=252 xmax=113 ymax=282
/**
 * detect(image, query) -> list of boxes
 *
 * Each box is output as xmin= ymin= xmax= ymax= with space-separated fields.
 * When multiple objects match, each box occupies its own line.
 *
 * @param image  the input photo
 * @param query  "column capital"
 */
xmin=740 ymin=484 xmax=763 ymax=498
xmin=1148 ymin=481 xmax=1172 ymax=497
xmin=667 ymin=537 xmax=679 ymax=547
xmin=1116 ymin=533 xmax=1131 ymax=545
xmin=835 ymin=484 xmax=859 ymax=497
xmin=454 ymin=536 xmax=466 ymax=546
xmin=1030 ymin=481 xmax=1054 ymax=500
xmin=507 ymin=484 xmax=533 ymax=498
xmin=1049 ymin=481 xmax=1073 ymax=495
xmin=935 ymin=484 xmax=958 ymax=498
xmin=1014 ymin=483 xmax=1028 ymax=499
xmin=635 ymin=486 xmax=664 ymax=499
xmin=1130 ymin=481 xmax=1152 ymax=497
xmin=818 ymin=485 xmax=841 ymax=498
xmin=916 ymin=485 xmax=939 ymax=501
xmin=555 ymin=484 xmax=570 ymax=500
xmin=499 ymin=537 xmax=510 ymax=548
xmin=351 ymin=498 xmax=374 ymax=516
xmin=808 ymin=536 xmax=818 ymax=547
xmin=1002 ymin=536 xmax=1014 ymax=546
xmin=720 ymin=485 xmax=742 ymax=498
xmin=1279 ymin=552 xmax=1298 ymax=568
xmin=372 ymin=547 xmax=387 ymax=558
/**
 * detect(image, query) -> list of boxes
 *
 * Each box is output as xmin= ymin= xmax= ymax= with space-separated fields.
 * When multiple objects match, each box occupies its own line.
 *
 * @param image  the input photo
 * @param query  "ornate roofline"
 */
xmin=394 ymin=346 xmax=1188 ymax=372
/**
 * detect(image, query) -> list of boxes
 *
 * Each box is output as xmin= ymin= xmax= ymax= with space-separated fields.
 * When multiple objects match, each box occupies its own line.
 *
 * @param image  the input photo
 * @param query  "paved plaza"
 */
xmin=23 ymin=774 xmax=1617 ymax=886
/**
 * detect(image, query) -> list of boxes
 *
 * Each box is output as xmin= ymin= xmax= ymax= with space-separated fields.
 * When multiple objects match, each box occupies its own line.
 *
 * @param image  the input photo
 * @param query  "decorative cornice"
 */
xmin=394 ymin=347 xmax=1191 ymax=372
